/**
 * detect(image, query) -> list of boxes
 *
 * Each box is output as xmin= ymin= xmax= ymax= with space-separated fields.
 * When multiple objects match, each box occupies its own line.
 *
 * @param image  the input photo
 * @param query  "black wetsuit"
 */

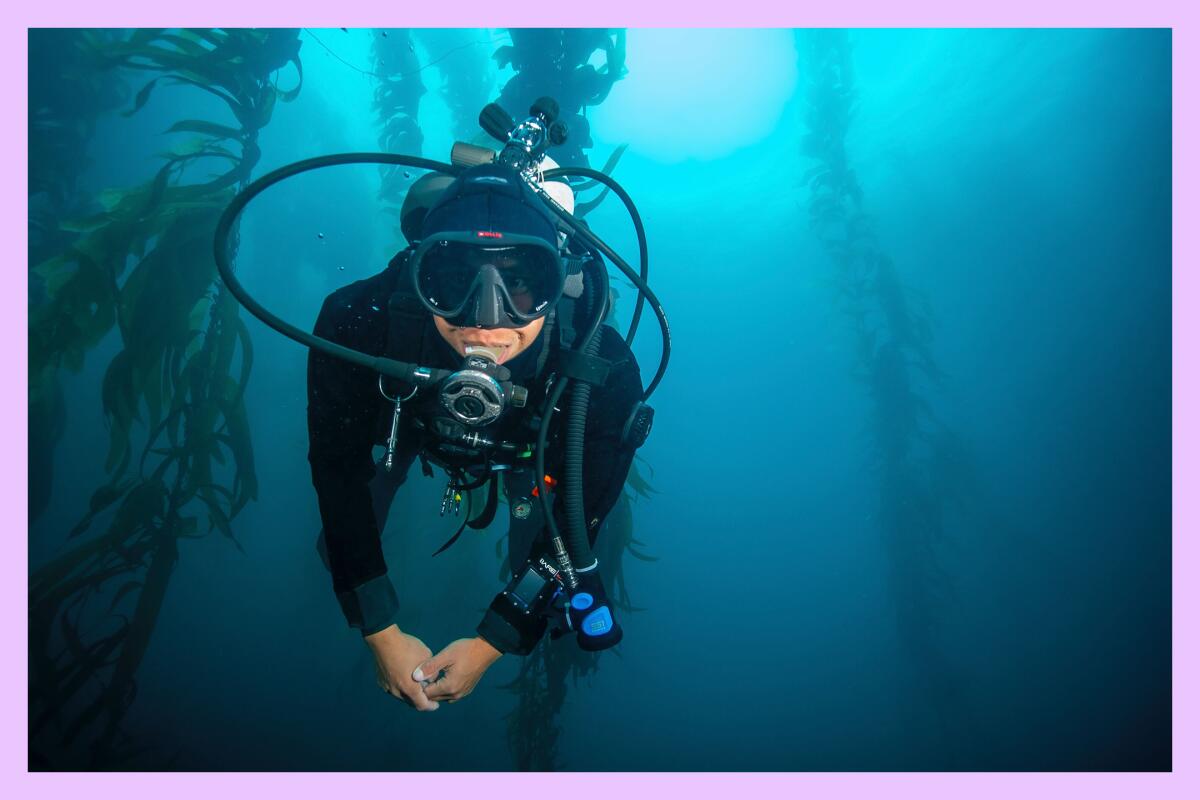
xmin=306 ymin=252 xmax=643 ymax=654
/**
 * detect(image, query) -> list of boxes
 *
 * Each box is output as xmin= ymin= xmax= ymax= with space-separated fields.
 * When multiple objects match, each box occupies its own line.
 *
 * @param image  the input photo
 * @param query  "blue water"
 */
xmin=29 ymin=28 xmax=1170 ymax=770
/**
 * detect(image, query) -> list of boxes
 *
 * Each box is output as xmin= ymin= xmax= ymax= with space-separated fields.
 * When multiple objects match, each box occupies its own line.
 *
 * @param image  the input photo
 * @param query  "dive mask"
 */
xmin=411 ymin=231 xmax=565 ymax=329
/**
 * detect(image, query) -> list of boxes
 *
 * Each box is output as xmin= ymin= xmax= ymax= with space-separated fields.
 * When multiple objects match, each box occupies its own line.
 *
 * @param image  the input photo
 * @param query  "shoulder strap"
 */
xmin=555 ymin=256 xmax=587 ymax=351
xmin=535 ymin=307 xmax=555 ymax=377
xmin=554 ymin=254 xmax=613 ymax=387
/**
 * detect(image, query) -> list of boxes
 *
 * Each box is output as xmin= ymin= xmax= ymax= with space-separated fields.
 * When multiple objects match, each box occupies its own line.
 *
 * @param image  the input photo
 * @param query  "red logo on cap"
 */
xmin=475 ymin=231 xmax=503 ymax=239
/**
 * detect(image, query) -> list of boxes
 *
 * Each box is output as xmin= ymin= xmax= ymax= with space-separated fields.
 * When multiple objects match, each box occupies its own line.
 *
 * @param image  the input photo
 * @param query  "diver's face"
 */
xmin=433 ymin=315 xmax=545 ymax=365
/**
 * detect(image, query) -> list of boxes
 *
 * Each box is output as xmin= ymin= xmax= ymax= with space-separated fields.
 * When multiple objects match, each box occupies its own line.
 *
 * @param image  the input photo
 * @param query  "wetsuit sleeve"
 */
xmin=476 ymin=326 xmax=645 ymax=654
xmin=307 ymin=290 xmax=397 ymax=636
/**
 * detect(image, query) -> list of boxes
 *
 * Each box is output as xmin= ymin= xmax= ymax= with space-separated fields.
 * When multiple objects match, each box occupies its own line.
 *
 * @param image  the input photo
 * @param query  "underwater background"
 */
xmin=27 ymin=28 xmax=1170 ymax=771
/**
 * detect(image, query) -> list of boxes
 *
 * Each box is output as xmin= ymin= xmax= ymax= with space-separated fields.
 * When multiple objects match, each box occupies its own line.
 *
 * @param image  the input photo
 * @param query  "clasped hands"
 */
xmin=365 ymin=625 xmax=503 ymax=711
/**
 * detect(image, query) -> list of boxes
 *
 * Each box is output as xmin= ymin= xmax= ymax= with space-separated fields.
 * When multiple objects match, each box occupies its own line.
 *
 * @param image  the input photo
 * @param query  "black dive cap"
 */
xmin=420 ymin=163 xmax=559 ymax=246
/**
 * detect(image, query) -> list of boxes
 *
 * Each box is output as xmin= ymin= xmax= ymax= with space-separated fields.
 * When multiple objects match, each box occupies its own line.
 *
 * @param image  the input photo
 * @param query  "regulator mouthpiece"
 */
xmin=464 ymin=344 xmax=504 ymax=361
xmin=439 ymin=351 xmax=528 ymax=428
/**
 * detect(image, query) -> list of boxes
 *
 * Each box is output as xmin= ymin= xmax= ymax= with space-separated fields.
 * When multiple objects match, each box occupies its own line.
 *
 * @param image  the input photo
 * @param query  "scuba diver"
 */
xmin=213 ymin=97 xmax=668 ymax=712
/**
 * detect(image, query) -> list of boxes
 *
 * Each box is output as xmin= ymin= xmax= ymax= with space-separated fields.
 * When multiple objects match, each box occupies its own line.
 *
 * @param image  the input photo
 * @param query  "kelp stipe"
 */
xmin=799 ymin=29 xmax=978 ymax=765
xmin=372 ymin=28 xmax=426 ymax=243
xmin=371 ymin=28 xmax=497 ymax=244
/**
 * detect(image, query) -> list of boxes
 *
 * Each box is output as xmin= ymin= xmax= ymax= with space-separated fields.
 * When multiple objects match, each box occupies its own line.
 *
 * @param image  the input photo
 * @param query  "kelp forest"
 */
xmin=25 ymin=27 xmax=1145 ymax=772
xmin=30 ymin=28 xmax=300 ymax=767
xmin=27 ymin=27 xmax=655 ymax=770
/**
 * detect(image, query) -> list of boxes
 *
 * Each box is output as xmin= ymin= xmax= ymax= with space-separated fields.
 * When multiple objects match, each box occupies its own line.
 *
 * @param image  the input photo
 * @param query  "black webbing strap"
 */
xmin=535 ymin=307 xmax=555 ymax=377
xmin=559 ymin=348 xmax=612 ymax=387
xmin=468 ymin=473 xmax=500 ymax=530
xmin=431 ymin=512 xmax=471 ymax=557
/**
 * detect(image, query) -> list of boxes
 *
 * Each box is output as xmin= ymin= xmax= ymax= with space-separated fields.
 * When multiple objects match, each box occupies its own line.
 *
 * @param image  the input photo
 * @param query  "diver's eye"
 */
xmin=447 ymin=270 xmax=472 ymax=289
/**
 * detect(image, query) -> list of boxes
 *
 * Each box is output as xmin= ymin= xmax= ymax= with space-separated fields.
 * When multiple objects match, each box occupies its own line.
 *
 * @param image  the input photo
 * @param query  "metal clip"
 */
xmin=378 ymin=376 xmax=417 ymax=472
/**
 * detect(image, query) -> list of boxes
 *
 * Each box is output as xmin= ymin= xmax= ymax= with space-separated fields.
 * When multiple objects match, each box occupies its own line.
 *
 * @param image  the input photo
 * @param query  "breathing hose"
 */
xmin=212 ymin=153 xmax=460 ymax=383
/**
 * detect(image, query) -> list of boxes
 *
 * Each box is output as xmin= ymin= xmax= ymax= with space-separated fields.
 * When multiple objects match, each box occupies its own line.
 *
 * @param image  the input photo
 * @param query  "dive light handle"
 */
xmin=567 ymin=567 xmax=623 ymax=652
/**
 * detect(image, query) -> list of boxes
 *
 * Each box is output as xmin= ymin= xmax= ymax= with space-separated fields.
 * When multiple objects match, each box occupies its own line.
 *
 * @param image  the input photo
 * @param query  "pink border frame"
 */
xmin=5 ymin=2 xmax=1194 ymax=794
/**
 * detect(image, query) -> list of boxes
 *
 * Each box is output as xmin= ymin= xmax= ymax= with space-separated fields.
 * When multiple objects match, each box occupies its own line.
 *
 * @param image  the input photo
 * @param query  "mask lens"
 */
xmin=492 ymin=249 xmax=556 ymax=314
xmin=416 ymin=240 xmax=561 ymax=319
xmin=417 ymin=241 xmax=477 ymax=313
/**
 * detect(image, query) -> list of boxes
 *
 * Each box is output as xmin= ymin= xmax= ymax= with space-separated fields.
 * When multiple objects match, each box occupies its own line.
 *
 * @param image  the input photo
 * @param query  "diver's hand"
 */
xmin=365 ymin=625 xmax=439 ymax=711
xmin=415 ymin=637 xmax=503 ymax=704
